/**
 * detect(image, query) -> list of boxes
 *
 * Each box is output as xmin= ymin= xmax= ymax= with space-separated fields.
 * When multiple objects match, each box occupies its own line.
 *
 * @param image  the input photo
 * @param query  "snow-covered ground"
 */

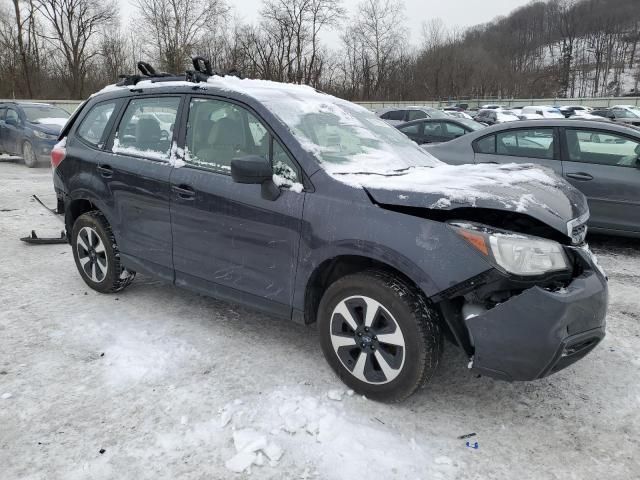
xmin=0 ymin=161 xmax=639 ymax=480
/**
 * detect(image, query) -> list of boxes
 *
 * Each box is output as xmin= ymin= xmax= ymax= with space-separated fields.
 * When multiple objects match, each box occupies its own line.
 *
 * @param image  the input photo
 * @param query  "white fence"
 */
xmin=3 ymin=96 xmax=639 ymax=113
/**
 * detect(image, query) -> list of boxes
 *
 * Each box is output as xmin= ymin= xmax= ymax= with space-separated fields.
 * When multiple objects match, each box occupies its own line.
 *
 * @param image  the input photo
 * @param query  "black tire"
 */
xmin=71 ymin=211 xmax=135 ymax=293
xmin=318 ymin=270 xmax=442 ymax=402
xmin=22 ymin=141 xmax=37 ymax=168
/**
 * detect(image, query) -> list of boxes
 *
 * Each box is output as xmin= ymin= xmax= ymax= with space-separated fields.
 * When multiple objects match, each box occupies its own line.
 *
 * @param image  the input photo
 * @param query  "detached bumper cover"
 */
xmin=466 ymin=249 xmax=608 ymax=381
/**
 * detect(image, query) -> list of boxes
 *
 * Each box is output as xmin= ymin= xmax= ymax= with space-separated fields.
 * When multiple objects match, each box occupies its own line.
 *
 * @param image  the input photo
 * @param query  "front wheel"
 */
xmin=22 ymin=141 xmax=37 ymax=168
xmin=71 ymin=211 xmax=135 ymax=293
xmin=318 ymin=270 xmax=442 ymax=402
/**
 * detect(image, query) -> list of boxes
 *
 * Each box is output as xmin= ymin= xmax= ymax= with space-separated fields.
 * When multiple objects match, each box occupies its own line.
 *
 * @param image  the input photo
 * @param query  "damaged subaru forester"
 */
xmin=52 ymin=64 xmax=608 ymax=402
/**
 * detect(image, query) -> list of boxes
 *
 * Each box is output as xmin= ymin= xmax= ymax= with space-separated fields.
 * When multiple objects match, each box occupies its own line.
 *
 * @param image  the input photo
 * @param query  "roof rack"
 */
xmin=116 ymin=58 xmax=243 ymax=87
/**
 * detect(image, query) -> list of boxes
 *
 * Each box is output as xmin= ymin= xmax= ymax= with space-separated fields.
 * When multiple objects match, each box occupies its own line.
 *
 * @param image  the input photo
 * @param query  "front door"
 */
xmin=562 ymin=128 xmax=640 ymax=234
xmin=170 ymin=97 xmax=304 ymax=317
xmin=3 ymin=108 xmax=22 ymax=154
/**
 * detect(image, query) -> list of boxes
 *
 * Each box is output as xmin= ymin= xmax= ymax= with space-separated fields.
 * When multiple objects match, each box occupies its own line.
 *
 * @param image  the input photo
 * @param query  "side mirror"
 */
xmin=5 ymin=117 xmax=18 ymax=127
xmin=231 ymin=155 xmax=280 ymax=201
xmin=608 ymin=114 xmax=616 ymax=120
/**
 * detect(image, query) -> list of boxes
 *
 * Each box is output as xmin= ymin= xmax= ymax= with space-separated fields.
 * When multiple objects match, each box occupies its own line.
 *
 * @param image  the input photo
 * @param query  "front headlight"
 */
xmin=450 ymin=222 xmax=569 ymax=276
xmin=33 ymin=130 xmax=57 ymax=140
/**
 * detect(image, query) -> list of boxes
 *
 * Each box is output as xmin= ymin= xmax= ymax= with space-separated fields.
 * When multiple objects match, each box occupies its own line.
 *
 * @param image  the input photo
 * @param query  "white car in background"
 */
xmin=521 ymin=106 xmax=565 ymax=119
xmin=444 ymin=110 xmax=473 ymax=120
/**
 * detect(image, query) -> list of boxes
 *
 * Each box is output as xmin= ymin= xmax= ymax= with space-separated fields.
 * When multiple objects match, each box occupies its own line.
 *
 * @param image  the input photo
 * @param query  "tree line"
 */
xmin=1 ymin=0 xmax=639 ymax=101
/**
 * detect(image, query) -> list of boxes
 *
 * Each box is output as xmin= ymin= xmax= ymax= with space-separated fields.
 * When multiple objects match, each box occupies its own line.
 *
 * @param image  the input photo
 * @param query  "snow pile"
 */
xmin=218 ymin=388 xmax=460 ymax=478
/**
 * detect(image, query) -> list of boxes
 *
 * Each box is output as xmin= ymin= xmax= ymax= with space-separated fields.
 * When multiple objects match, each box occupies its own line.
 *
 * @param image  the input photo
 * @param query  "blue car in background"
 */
xmin=0 ymin=102 xmax=70 ymax=167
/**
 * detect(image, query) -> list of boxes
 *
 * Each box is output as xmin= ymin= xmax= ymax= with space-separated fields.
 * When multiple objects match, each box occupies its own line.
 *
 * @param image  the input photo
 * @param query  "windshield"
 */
xmin=265 ymin=95 xmax=441 ymax=174
xmin=498 ymin=111 xmax=518 ymax=119
xmin=23 ymin=105 xmax=70 ymax=122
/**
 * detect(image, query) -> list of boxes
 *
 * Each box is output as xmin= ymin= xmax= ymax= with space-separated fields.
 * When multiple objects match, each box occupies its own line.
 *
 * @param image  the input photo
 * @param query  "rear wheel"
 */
xmin=318 ymin=270 xmax=442 ymax=402
xmin=71 ymin=211 xmax=135 ymax=293
xmin=22 ymin=141 xmax=37 ymax=168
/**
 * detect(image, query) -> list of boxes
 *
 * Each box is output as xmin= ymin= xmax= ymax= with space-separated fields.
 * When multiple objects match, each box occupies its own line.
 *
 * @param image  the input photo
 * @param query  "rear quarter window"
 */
xmin=474 ymin=135 xmax=496 ymax=154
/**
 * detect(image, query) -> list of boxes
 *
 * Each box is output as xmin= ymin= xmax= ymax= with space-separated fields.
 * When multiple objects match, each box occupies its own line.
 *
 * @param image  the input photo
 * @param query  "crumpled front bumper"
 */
xmin=466 ymin=247 xmax=608 ymax=381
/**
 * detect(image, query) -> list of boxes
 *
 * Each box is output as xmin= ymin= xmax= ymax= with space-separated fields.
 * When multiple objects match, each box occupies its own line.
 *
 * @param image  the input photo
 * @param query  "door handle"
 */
xmin=172 ymin=184 xmax=195 ymax=200
xmin=566 ymin=172 xmax=593 ymax=181
xmin=97 ymin=164 xmax=113 ymax=178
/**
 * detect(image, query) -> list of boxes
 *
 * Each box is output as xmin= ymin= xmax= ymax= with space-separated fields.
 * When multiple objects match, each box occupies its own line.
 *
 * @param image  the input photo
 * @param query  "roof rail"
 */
xmin=115 ymin=58 xmax=243 ymax=87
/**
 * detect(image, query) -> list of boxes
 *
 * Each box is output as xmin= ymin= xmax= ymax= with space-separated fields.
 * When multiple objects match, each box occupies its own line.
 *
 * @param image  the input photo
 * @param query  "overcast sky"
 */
xmin=120 ymin=0 xmax=534 ymax=47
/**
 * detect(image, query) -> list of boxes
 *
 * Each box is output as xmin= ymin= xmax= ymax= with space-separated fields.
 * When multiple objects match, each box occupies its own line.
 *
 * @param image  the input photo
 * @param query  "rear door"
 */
xmin=473 ymin=127 xmax=562 ymax=174
xmin=98 ymin=95 xmax=182 ymax=279
xmin=561 ymin=127 xmax=640 ymax=233
xmin=169 ymin=96 xmax=304 ymax=317
xmin=0 ymin=107 xmax=6 ymax=152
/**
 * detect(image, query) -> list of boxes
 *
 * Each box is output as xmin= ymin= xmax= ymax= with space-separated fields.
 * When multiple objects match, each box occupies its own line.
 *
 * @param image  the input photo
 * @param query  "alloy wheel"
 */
xmin=329 ymin=295 xmax=406 ymax=384
xmin=76 ymin=226 xmax=108 ymax=283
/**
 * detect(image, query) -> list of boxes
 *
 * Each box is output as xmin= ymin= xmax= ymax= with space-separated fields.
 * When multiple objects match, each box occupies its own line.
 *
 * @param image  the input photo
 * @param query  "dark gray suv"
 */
xmin=51 ymin=65 xmax=608 ymax=401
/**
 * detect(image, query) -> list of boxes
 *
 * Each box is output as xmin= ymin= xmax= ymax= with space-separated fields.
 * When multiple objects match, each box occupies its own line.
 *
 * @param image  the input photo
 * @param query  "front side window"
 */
xmin=496 ymin=128 xmax=555 ymax=159
xmin=6 ymin=108 xmax=19 ymax=124
xmin=76 ymin=101 xmax=117 ymax=148
xmin=566 ymin=129 xmax=640 ymax=167
xmin=113 ymin=97 xmax=180 ymax=161
xmin=185 ymin=98 xmax=269 ymax=173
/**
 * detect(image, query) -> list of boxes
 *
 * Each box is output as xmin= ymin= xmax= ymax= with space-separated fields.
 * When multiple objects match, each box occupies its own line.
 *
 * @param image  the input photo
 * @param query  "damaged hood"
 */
xmin=332 ymin=163 xmax=589 ymax=238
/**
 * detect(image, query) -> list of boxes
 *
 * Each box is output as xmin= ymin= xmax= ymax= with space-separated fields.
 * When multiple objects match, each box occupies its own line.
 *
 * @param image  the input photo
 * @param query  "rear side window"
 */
xmin=113 ymin=97 xmax=180 ymax=160
xmin=496 ymin=128 xmax=555 ymax=159
xmin=76 ymin=101 xmax=117 ymax=148
xmin=475 ymin=135 xmax=496 ymax=153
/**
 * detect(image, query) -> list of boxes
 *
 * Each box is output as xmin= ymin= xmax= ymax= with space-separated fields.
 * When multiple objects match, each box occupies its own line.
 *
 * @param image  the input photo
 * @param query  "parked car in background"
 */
xmin=376 ymin=106 xmax=448 ymax=126
xmin=444 ymin=110 xmax=473 ymax=120
xmin=592 ymin=107 xmax=640 ymax=127
xmin=474 ymin=109 xmax=519 ymax=125
xmin=52 ymin=69 xmax=607 ymax=401
xmin=0 ymin=102 xmax=70 ymax=167
xmin=559 ymin=106 xmax=592 ymax=118
xmin=396 ymin=117 xmax=485 ymax=144
xmin=480 ymin=104 xmax=507 ymax=110
xmin=424 ymin=119 xmax=640 ymax=237
xmin=521 ymin=106 xmax=564 ymax=119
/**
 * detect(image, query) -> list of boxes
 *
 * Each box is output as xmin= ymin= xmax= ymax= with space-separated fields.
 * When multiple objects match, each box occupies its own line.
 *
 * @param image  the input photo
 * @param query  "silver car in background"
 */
xmin=376 ymin=106 xmax=449 ymax=126
xmin=424 ymin=119 xmax=640 ymax=237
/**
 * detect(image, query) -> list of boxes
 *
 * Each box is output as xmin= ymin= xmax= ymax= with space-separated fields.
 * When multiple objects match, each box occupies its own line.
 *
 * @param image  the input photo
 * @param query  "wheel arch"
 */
xmin=302 ymin=254 xmax=455 ymax=343
xmin=65 ymin=194 xmax=114 ymax=242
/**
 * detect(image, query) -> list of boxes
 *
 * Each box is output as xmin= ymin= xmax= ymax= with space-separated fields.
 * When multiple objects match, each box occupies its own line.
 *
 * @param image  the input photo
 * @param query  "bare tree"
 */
xmin=132 ymin=0 xmax=229 ymax=73
xmin=34 ymin=0 xmax=116 ymax=98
